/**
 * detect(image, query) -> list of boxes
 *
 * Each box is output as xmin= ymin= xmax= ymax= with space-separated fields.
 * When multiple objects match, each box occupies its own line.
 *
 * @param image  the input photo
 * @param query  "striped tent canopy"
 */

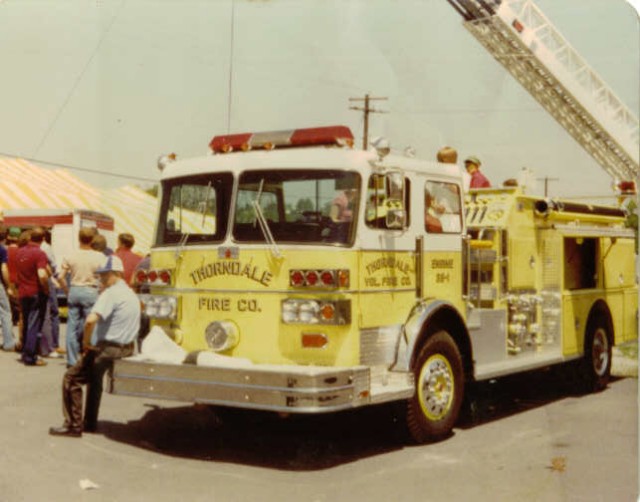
xmin=0 ymin=157 xmax=158 ymax=254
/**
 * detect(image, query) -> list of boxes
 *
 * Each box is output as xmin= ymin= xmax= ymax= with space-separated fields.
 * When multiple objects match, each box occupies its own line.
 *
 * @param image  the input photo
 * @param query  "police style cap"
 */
xmin=96 ymin=255 xmax=124 ymax=274
xmin=464 ymin=156 xmax=481 ymax=166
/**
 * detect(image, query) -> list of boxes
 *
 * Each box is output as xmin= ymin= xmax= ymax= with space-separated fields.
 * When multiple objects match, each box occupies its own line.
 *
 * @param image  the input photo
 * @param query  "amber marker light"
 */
xmin=338 ymin=270 xmax=350 ymax=288
xmin=320 ymin=303 xmax=335 ymax=321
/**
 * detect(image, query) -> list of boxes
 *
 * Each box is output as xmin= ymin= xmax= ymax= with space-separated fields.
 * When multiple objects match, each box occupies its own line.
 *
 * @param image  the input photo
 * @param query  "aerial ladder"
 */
xmin=446 ymin=0 xmax=639 ymax=184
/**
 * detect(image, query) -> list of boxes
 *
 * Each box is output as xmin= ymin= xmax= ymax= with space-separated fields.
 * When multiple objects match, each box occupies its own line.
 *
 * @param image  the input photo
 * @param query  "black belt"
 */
xmin=98 ymin=341 xmax=134 ymax=349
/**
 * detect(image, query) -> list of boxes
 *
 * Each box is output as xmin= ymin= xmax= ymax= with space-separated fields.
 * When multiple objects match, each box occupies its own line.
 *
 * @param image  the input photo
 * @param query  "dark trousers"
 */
xmin=62 ymin=343 xmax=134 ymax=430
xmin=20 ymin=293 xmax=47 ymax=365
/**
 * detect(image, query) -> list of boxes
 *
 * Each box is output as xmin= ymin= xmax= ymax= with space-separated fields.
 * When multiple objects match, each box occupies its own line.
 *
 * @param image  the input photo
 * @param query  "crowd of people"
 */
xmin=0 ymin=226 xmax=144 ymax=368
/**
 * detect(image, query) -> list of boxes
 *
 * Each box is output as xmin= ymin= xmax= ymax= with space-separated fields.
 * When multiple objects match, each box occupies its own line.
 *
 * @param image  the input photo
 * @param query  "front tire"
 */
xmin=406 ymin=331 xmax=464 ymax=443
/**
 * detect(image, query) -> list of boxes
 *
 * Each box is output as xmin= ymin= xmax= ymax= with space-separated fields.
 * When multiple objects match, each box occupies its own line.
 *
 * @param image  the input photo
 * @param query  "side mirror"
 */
xmin=384 ymin=171 xmax=406 ymax=229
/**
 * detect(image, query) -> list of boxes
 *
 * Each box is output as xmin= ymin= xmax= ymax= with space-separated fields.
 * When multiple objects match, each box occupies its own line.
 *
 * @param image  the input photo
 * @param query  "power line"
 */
xmin=349 ymin=94 xmax=388 ymax=150
xmin=33 ymin=0 xmax=126 ymax=157
xmin=0 ymin=151 xmax=157 ymax=183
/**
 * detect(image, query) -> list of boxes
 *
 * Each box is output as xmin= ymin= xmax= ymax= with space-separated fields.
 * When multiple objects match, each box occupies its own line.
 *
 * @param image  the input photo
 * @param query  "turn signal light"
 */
xmin=302 ymin=332 xmax=328 ymax=349
xmin=320 ymin=303 xmax=335 ymax=321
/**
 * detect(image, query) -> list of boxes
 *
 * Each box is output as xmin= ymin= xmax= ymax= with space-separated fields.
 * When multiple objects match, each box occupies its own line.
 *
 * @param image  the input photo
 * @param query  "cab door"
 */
xmin=422 ymin=179 xmax=465 ymax=313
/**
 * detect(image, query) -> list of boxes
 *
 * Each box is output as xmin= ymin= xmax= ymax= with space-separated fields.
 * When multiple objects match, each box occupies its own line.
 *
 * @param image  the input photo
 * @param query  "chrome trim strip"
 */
xmin=116 ymin=373 xmax=355 ymax=394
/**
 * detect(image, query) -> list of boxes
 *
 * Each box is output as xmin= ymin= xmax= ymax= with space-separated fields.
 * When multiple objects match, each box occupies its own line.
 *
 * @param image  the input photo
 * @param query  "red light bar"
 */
xmin=290 ymin=126 xmax=354 ymax=146
xmin=209 ymin=125 xmax=354 ymax=153
xmin=209 ymin=133 xmax=252 ymax=154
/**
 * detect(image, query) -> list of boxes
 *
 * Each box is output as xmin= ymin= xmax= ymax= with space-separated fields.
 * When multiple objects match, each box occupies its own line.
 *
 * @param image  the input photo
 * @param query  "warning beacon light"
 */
xmin=209 ymin=125 xmax=354 ymax=153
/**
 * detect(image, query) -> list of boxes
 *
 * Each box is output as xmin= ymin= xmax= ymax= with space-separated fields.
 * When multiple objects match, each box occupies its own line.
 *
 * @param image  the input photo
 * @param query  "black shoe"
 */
xmin=83 ymin=423 xmax=97 ymax=433
xmin=49 ymin=425 xmax=82 ymax=437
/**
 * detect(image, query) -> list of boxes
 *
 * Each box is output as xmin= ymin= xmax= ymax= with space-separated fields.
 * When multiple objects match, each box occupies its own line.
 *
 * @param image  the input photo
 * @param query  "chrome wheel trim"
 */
xmin=592 ymin=327 xmax=609 ymax=377
xmin=417 ymin=354 xmax=455 ymax=421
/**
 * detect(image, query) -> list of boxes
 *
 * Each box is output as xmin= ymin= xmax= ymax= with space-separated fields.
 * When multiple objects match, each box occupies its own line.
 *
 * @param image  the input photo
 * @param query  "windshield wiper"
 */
xmin=252 ymin=179 xmax=281 ymax=258
xmin=199 ymin=181 xmax=212 ymax=226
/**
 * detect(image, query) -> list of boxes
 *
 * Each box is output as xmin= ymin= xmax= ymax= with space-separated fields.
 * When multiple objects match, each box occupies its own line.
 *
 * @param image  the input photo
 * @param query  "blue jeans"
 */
xmin=66 ymin=286 xmax=98 ymax=366
xmin=20 ymin=293 xmax=47 ymax=365
xmin=0 ymin=285 xmax=14 ymax=351
xmin=40 ymin=282 xmax=61 ymax=354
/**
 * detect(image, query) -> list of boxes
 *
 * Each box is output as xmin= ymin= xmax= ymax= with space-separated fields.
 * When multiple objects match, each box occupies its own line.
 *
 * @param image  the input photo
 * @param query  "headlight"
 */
xmin=281 ymin=299 xmax=350 ymax=325
xmin=140 ymin=295 xmax=177 ymax=320
xmin=298 ymin=301 xmax=320 ymax=324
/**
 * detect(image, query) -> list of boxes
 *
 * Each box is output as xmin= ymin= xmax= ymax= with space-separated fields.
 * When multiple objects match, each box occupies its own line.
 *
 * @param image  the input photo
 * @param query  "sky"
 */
xmin=0 ymin=0 xmax=638 ymax=199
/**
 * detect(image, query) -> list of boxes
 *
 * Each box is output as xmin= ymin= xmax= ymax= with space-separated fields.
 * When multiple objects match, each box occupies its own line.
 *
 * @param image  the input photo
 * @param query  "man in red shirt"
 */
xmin=465 ymin=156 xmax=491 ymax=189
xmin=16 ymin=227 xmax=49 ymax=366
xmin=114 ymin=233 xmax=142 ymax=285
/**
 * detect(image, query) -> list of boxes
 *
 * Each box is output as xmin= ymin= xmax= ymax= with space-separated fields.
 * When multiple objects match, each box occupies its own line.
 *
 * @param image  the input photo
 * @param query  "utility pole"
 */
xmin=349 ymin=94 xmax=388 ymax=150
xmin=537 ymin=176 xmax=559 ymax=197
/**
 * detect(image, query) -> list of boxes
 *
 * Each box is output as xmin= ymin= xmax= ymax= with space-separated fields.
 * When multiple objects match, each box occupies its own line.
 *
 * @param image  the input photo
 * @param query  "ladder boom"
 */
xmin=448 ymin=0 xmax=639 ymax=182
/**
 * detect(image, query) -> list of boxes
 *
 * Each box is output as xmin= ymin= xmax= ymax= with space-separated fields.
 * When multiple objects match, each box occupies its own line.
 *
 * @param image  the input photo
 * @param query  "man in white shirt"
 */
xmin=49 ymin=255 xmax=140 ymax=437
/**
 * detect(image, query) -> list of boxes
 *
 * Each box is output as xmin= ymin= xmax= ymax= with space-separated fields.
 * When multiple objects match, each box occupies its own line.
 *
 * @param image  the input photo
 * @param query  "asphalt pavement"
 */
xmin=0 ymin=326 xmax=637 ymax=502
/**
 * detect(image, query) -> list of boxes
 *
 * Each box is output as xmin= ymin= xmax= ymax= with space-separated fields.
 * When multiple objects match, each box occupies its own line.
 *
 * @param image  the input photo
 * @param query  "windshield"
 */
xmin=233 ymin=169 xmax=360 ymax=246
xmin=156 ymin=173 xmax=233 ymax=245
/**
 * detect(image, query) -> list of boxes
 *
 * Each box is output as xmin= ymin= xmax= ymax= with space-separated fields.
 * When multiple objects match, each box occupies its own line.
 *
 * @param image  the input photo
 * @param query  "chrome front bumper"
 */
xmin=110 ymin=358 xmax=373 ymax=413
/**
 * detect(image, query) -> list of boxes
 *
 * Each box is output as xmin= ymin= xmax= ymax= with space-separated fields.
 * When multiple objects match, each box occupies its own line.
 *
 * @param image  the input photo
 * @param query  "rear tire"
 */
xmin=405 ymin=331 xmax=464 ymax=443
xmin=581 ymin=315 xmax=612 ymax=392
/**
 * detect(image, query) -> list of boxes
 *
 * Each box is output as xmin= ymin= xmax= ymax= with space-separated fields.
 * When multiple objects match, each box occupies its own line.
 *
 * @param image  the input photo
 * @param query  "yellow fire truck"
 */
xmin=110 ymin=125 xmax=637 ymax=443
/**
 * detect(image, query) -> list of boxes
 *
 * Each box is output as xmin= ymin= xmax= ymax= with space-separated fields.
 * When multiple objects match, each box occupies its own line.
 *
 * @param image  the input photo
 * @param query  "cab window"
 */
xmin=425 ymin=181 xmax=462 ymax=234
xmin=156 ymin=173 xmax=233 ymax=245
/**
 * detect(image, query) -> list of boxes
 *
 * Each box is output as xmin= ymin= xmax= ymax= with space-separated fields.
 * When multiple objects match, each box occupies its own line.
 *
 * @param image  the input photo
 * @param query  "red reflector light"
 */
xmin=320 ymin=271 xmax=335 ymax=286
xmin=148 ymin=270 xmax=158 ymax=283
xmin=159 ymin=270 xmax=171 ymax=284
xmin=289 ymin=269 xmax=349 ymax=288
xmin=302 ymin=333 xmax=328 ymax=348
xmin=290 ymin=270 xmax=305 ymax=286
xmin=305 ymin=270 xmax=319 ymax=286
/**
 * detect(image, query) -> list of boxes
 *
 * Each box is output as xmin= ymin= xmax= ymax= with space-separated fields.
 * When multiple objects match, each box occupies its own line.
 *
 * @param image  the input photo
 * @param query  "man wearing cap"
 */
xmin=49 ymin=255 xmax=140 ymax=437
xmin=465 ymin=156 xmax=491 ymax=188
